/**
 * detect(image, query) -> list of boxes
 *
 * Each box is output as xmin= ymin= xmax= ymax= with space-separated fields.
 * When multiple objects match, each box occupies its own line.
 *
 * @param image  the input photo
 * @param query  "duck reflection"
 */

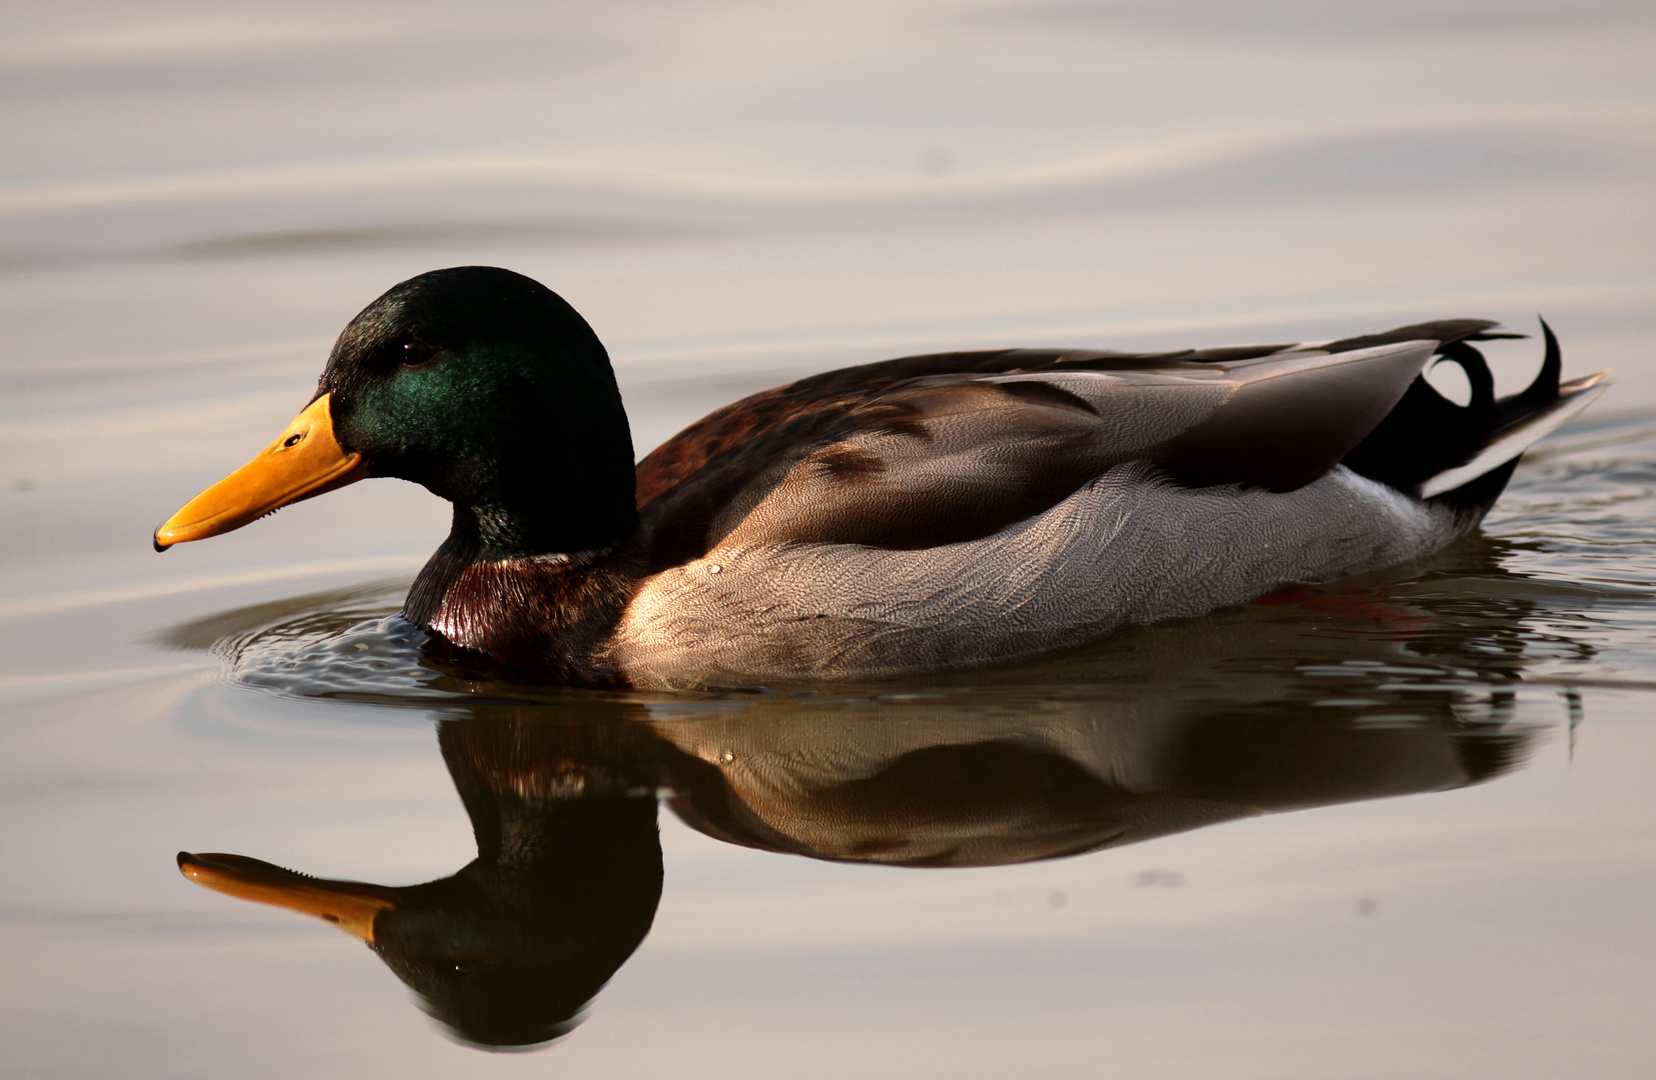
xmin=181 ymin=714 xmax=662 ymax=1049
xmin=652 ymin=695 xmax=1529 ymax=867
xmin=179 ymin=688 xmax=1533 ymax=1048
xmin=172 ymin=536 xmax=1585 ymax=1049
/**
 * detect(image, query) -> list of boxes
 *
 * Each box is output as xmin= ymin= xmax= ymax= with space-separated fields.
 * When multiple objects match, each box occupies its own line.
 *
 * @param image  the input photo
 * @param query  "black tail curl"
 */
xmin=1339 ymin=319 xmax=1562 ymax=507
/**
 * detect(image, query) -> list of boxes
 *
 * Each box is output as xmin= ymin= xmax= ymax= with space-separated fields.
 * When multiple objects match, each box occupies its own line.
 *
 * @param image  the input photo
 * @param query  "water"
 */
xmin=3 ymin=2 xmax=1655 ymax=1076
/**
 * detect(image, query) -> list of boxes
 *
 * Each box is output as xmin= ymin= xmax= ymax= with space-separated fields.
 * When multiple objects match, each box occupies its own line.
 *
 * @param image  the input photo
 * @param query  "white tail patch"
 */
xmin=1419 ymin=373 xmax=1610 ymax=498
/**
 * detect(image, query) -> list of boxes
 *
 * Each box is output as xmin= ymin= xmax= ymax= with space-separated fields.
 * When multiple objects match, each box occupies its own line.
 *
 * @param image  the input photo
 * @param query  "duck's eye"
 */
xmin=399 ymin=341 xmax=438 ymax=368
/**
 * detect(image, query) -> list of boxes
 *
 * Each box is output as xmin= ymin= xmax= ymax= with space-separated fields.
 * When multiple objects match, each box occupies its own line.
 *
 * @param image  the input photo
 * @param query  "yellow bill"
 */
xmin=178 ymin=852 xmax=397 ymax=943
xmin=154 ymin=393 xmax=366 ymax=550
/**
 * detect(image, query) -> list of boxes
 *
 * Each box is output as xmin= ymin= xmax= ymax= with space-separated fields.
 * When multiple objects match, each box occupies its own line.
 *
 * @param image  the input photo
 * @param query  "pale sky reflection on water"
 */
xmin=2 ymin=2 xmax=1655 ymax=1077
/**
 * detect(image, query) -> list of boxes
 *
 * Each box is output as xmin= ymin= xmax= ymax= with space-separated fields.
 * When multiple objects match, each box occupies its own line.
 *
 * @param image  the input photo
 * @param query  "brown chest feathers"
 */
xmin=404 ymin=543 xmax=645 ymax=686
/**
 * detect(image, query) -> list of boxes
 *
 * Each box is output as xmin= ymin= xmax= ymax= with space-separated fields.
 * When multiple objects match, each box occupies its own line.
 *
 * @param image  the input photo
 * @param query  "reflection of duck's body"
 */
xmin=155 ymin=266 xmax=1604 ymax=686
xmin=182 ymin=688 xmax=1532 ymax=1048
xmin=650 ymin=697 xmax=1528 ymax=867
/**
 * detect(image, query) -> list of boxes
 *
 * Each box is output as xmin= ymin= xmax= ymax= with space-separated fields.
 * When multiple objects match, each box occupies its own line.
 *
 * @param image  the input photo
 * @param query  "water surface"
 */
xmin=3 ymin=2 xmax=1654 ymax=1076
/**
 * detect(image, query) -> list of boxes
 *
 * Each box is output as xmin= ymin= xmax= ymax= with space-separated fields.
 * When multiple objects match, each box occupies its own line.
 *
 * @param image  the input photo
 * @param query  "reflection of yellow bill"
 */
xmin=154 ymin=393 xmax=366 ymax=550
xmin=178 ymin=851 xmax=396 ymax=943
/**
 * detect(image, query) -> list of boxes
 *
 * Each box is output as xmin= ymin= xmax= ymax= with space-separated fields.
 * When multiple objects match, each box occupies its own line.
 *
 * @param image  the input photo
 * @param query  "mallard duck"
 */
xmin=153 ymin=266 xmax=1605 ymax=687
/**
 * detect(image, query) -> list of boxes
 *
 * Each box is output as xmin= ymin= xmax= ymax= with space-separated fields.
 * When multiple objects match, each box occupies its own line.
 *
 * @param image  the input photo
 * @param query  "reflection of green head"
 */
xmin=369 ymin=793 xmax=662 ymax=1048
xmin=179 ymin=711 xmax=665 ymax=1050
xmin=376 ymin=716 xmax=665 ymax=1049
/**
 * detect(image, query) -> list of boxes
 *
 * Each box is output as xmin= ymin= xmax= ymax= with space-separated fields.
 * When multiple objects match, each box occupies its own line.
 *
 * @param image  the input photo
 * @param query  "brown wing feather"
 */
xmin=633 ymin=326 xmax=1471 ymax=572
xmin=633 ymin=346 xmax=1226 ymax=505
xmin=708 ymin=383 xmax=1114 ymax=553
xmin=633 ymin=348 xmax=1173 ymax=572
xmin=634 ymin=349 xmax=1020 ymax=506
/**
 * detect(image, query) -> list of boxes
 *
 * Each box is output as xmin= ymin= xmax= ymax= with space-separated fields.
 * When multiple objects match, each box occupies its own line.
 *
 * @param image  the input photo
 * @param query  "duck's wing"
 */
xmin=635 ymin=346 xmax=1213 ymax=507
xmin=637 ymin=337 xmax=1445 ymax=569
xmin=632 ymin=318 xmax=1509 ymax=506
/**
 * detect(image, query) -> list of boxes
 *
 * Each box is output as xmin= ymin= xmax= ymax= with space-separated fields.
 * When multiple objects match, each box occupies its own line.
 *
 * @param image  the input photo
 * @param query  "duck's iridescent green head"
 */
xmin=323 ymin=267 xmax=637 ymax=554
xmin=155 ymin=267 xmax=639 ymax=558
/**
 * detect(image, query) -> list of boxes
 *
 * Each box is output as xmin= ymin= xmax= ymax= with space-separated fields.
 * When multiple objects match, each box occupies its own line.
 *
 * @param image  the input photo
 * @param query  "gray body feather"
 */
xmin=613 ymin=464 xmax=1467 ymax=687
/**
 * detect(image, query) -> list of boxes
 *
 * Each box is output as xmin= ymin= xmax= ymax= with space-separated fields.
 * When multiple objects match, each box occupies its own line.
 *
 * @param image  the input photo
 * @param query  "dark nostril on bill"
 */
xmin=283 ymin=434 xmax=304 ymax=447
